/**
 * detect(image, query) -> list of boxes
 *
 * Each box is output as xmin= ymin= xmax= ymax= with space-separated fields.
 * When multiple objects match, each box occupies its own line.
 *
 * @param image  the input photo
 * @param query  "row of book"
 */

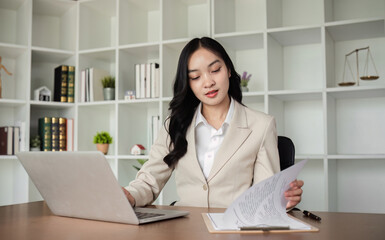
xmin=54 ymin=65 xmax=75 ymax=103
xmin=135 ymin=63 xmax=160 ymax=99
xmin=0 ymin=126 xmax=22 ymax=155
xmin=80 ymin=67 xmax=110 ymax=102
xmin=39 ymin=117 xmax=74 ymax=151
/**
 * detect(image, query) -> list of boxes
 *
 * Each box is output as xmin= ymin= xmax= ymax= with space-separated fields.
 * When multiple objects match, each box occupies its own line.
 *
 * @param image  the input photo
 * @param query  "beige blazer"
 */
xmin=126 ymin=101 xmax=280 ymax=208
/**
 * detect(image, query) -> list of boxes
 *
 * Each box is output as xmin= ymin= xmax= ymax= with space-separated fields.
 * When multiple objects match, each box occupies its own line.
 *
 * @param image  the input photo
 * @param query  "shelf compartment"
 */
xmin=268 ymin=95 xmax=324 ymax=155
xmin=266 ymin=0 xmax=323 ymax=29
xmin=117 ymin=101 xmax=159 ymax=156
xmin=32 ymin=0 xmax=76 ymax=51
xmin=0 ymin=104 xmax=28 ymax=129
xmin=326 ymin=94 xmax=385 ymax=155
xmin=325 ymin=21 xmax=385 ymax=88
xmin=0 ymin=158 xmax=29 ymax=206
xmin=78 ymin=49 xmax=116 ymax=103
xmin=79 ymin=0 xmax=117 ymax=50
xmin=324 ymin=0 xmax=385 ymax=23
xmin=29 ymin=104 xmax=75 ymax=144
xmin=162 ymin=0 xmax=209 ymax=41
xmin=296 ymin=159 xmax=326 ymax=211
xmin=78 ymin=104 xmax=116 ymax=155
xmin=216 ymin=33 xmax=265 ymax=92
xmin=0 ymin=0 xmax=29 ymax=46
xmin=267 ymin=28 xmax=323 ymax=91
xmin=242 ymin=95 xmax=265 ymax=113
xmin=0 ymin=44 xmax=29 ymax=100
xmin=118 ymin=44 xmax=160 ymax=100
xmin=213 ymin=0 xmax=266 ymax=35
xmin=31 ymin=50 xmax=75 ymax=101
xmin=119 ymin=0 xmax=160 ymax=45
xmin=327 ymin=158 xmax=385 ymax=213
xmin=162 ymin=41 xmax=188 ymax=98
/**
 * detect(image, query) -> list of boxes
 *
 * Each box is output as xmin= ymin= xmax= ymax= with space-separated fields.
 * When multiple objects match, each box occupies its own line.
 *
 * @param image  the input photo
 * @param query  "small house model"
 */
xmin=34 ymin=86 xmax=51 ymax=101
xmin=130 ymin=144 xmax=145 ymax=155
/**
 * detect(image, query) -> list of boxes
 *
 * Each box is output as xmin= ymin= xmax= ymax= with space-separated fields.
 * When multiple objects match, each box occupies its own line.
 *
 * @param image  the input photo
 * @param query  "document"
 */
xmin=207 ymin=160 xmax=310 ymax=230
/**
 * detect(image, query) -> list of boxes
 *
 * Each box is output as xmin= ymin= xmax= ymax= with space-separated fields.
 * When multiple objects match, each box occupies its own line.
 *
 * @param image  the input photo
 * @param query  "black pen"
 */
xmin=303 ymin=210 xmax=321 ymax=221
xmin=240 ymin=226 xmax=290 ymax=231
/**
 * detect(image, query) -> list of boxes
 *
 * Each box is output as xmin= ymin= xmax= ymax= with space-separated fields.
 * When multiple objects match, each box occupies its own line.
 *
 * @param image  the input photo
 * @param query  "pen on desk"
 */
xmin=240 ymin=226 xmax=290 ymax=231
xmin=303 ymin=210 xmax=321 ymax=221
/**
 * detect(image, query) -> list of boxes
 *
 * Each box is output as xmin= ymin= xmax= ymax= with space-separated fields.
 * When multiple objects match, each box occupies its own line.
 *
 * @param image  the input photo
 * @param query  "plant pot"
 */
xmin=103 ymin=88 xmax=115 ymax=101
xmin=30 ymin=147 xmax=40 ymax=152
xmin=96 ymin=143 xmax=109 ymax=155
xmin=241 ymin=86 xmax=249 ymax=92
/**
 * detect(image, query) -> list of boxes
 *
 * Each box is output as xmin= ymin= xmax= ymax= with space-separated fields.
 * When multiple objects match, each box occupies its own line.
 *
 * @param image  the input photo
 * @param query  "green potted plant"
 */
xmin=101 ymin=76 xmax=115 ymax=101
xmin=30 ymin=135 xmax=41 ymax=151
xmin=133 ymin=159 xmax=148 ymax=171
xmin=93 ymin=131 xmax=113 ymax=155
xmin=240 ymin=71 xmax=252 ymax=92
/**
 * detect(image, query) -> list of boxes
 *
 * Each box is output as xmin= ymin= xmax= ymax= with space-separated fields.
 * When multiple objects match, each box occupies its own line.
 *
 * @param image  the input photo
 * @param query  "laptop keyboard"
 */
xmin=135 ymin=211 xmax=165 ymax=220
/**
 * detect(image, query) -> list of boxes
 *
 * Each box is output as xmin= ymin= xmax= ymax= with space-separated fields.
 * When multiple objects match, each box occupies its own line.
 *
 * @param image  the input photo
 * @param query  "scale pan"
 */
xmin=360 ymin=75 xmax=379 ymax=80
xmin=338 ymin=82 xmax=356 ymax=86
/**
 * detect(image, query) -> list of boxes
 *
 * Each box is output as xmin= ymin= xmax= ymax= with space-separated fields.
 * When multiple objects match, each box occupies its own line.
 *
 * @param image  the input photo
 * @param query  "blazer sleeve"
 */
xmin=125 ymin=122 xmax=173 ymax=207
xmin=253 ymin=116 xmax=281 ymax=185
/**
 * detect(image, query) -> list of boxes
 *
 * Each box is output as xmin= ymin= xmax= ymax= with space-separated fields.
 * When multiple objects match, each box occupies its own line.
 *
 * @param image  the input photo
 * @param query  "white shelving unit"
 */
xmin=1 ymin=0 xmax=384 ymax=213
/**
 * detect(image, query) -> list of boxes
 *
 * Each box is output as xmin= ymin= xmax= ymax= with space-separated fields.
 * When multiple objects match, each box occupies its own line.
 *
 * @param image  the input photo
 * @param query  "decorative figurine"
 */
xmin=0 ymin=56 xmax=13 ymax=99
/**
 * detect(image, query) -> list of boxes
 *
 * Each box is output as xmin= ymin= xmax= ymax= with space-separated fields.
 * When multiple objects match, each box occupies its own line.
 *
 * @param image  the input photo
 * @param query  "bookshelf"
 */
xmin=0 ymin=0 xmax=384 ymax=213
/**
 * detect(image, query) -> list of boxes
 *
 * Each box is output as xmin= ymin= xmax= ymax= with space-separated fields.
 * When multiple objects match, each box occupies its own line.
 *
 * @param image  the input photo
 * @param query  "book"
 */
xmin=146 ymin=63 xmax=151 ymax=98
xmin=151 ymin=116 xmax=160 ymax=144
xmin=15 ymin=121 xmax=26 ymax=151
xmin=151 ymin=63 xmax=160 ymax=98
xmin=51 ymin=117 xmax=59 ymax=151
xmin=89 ymin=68 xmax=109 ymax=101
xmin=67 ymin=66 xmax=75 ymax=103
xmin=39 ymin=117 xmax=52 ymax=151
xmin=59 ymin=118 xmax=66 ymax=151
xmin=135 ymin=64 xmax=141 ymax=99
xmin=66 ymin=118 xmax=74 ymax=151
xmin=54 ymin=65 xmax=68 ymax=102
xmin=80 ymin=70 xmax=86 ymax=102
xmin=0 ymin=126 xmax=13 ymax=155
xmin=13 ymin=126 xmax=20 ymax=154
xmin=140 ymin=64 xmax=146 ymax=98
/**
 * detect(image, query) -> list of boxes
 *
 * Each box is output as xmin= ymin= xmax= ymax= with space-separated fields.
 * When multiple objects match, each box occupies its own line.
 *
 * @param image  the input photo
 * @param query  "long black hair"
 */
xmin=163 ymin=37 xmax=243 ymax=168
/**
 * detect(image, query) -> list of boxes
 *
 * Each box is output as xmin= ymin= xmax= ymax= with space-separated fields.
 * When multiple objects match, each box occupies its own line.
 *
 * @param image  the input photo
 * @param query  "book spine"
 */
xmin=140 ymin=64 xmax=146 ymax=98
xmin=54 ymin=65 xmax=68 ymax=102
xmin=0 ymin=127 xmax=10 ymax=155
xmin=146 ymin=63 xmax=151 ymax=98
xmin=39 ymin=117 xmax=52 ymax=151
xmin=59 ymin=118 xmax=67 ymax=151
xmin=67 ymin=66 xmax=75 ymax=103
xmin=135 ymin=64 xmax=140 ymax=99
xmin=51 ymin=117 xmax=59 ymax=151
xmin=13 ymin=126 xmax=20 ymax=154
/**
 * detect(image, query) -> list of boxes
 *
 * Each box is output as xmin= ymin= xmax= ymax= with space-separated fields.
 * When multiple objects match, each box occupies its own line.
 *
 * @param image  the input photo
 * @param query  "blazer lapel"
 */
xmin=207 ymin=101 xmax=251 ymax=182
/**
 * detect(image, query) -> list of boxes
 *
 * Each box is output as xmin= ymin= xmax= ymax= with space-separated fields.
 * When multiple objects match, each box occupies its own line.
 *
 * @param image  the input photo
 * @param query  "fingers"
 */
xmin=289 ymin=179 xmax=304 ymax=189
xmin=122 ymin=187 xmax=136 ymax=207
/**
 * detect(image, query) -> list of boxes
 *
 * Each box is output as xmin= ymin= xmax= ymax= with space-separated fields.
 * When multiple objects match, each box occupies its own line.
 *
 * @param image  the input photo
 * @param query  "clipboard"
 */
xmin=201 ymin=213 xmax=319 ymax=234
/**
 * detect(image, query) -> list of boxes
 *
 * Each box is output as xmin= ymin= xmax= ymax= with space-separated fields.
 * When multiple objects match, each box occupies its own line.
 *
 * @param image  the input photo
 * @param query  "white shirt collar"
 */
xmin=195 ymin=97 xmax=235 ymax=128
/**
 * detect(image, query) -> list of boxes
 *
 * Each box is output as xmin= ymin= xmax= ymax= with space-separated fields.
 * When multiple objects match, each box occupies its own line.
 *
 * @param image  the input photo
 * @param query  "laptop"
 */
xmin=16 ymin=151 xmax=189 ymax=224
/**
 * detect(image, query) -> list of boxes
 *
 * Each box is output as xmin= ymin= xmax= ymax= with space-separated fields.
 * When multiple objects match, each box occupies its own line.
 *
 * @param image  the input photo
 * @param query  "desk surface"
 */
xmin=1 ymin=201 xmax=385 ymax=240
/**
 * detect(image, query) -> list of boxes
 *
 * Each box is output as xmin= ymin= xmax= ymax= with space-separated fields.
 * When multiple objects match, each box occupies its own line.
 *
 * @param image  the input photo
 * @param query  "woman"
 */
xmin=123 ymin=37 xmax=303 ymax=209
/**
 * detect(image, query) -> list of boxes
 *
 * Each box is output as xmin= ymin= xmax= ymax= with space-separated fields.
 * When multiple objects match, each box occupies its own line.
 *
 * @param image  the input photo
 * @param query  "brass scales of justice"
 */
xmin=339 ymin=46 xmax=380 ymax=87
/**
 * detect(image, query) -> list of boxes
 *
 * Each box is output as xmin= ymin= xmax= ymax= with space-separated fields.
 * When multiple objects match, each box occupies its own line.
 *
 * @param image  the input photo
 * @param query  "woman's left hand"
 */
xmin=285 ymin=179 xmax=304 ymax=209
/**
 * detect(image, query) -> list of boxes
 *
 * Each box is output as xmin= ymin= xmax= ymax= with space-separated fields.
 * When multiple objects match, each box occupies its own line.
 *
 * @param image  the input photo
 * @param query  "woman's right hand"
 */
xmin=122 ymin=187 xmax=136 ymax=207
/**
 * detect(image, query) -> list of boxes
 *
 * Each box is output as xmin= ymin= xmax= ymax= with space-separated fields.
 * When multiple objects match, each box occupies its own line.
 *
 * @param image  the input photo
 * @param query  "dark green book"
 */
xmin=54 ymin=65 xmax=68 ymax=102
xmin=51 ymin=117 xmax=59 ymax=151
xmin=67 ymin=66 xmax=75 ymax=103
xmin=59 ymin=117 xmax=66 ymax=151
xmin=38 ymin=117 xmax=52 ymax=151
